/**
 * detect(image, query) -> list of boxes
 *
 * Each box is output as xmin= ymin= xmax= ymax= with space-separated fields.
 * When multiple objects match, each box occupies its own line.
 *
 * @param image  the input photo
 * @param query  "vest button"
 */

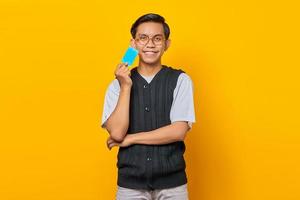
xmin=143 ymin=84 xmax=148 ymax=88
xmin=145 ymin=107 xmax=150 ymax=112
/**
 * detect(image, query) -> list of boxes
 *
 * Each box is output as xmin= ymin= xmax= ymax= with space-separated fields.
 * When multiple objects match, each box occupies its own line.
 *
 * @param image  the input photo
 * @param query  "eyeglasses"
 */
xmin=135 ymin=34 xmax=165 ymax=46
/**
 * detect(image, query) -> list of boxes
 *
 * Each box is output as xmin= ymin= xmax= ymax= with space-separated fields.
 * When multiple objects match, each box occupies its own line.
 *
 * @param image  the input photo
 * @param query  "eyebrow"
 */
xmin=137 ymin=33 xmax=164 ymax=37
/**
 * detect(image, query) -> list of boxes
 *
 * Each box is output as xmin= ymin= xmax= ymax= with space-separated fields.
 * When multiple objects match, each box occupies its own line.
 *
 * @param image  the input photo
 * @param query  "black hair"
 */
xmin=130 ymin=13 xmax=170 ymax=39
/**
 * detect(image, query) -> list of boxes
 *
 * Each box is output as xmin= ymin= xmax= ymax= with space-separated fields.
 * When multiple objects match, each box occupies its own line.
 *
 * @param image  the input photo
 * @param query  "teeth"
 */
xmin=144 ymin=51 xmax=157 ymax=54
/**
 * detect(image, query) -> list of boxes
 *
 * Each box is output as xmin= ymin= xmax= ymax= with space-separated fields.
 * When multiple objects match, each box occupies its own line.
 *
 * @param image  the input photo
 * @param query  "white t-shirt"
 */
xmin=101 ymin=72 xmax=196 ymax=129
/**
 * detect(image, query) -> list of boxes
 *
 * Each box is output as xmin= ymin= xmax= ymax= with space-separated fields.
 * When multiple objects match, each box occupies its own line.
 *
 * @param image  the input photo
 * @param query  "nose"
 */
xmin=146 ymin=39 xmax=155 ymax=48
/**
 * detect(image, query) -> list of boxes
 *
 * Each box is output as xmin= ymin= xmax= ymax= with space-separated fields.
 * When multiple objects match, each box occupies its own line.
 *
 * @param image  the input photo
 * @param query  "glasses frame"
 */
xmin=135 ymin=34 xmax=166 ymax=46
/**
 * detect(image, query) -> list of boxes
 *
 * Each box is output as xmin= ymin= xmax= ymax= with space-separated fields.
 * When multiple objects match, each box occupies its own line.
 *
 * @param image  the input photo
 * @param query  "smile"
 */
xmin=143 ymin=51 xmax=159 ymax=55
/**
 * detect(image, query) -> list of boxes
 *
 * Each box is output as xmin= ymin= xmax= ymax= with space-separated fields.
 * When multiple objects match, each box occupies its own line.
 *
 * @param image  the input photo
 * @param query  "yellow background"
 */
xmin=1 ymin=0 xmax=299 ymax=199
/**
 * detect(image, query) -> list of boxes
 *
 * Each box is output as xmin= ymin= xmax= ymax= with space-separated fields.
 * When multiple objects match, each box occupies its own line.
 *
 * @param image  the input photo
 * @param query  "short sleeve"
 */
xmin=101 ymin=79 xmax=120 ymax=129
xmin=170 ymin=73 xmax=196 ymax=129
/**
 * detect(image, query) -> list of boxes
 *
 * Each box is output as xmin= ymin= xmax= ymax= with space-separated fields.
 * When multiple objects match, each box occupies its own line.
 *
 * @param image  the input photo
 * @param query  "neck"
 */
xmin=137 ymin=60 xmax=162 ymax=76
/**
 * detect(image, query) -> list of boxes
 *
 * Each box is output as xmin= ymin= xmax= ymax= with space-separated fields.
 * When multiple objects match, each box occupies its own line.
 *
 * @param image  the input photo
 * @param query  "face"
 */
xmin=130 ymin=22 xmax=171 ymax=66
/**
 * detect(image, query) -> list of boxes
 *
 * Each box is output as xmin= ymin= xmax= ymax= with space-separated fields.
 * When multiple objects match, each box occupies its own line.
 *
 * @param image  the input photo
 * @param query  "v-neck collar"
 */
xmin=134 ymin=65 xmax=167 ymax=85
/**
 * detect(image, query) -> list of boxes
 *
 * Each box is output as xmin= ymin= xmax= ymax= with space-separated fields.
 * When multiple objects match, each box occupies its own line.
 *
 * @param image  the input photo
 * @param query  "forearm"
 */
xmin=130 ymin=121 xmax=189 ymax=145
xmin=106 ymin=86 xmax=131 ymax=142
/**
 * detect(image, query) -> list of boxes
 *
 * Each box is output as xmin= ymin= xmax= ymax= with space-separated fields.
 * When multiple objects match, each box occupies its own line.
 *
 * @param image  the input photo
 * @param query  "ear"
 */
xmin=130 ymin=38 xmax=137 ymax=49
xmin=164 ymin=39 xmax=171 ymax=51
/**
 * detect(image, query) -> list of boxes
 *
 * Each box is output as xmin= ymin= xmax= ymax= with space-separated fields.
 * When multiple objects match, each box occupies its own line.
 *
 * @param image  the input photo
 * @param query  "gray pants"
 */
xmin=116 ymin=184 xmax=189 ymax=200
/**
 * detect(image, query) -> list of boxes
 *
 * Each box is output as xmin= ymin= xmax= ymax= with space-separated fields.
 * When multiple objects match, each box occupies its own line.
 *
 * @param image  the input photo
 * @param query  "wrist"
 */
xmin=128 ymin=132 xmax=145 ymax=145
xmin=126 ymin=134 xmax=136 ymax=145
xmin=120 ymin=85 xmax=132 ymax=91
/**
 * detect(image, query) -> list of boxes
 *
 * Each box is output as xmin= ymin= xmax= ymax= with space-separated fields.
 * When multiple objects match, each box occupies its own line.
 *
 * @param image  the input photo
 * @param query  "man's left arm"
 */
xmin=107 ymin=121 xmax=190 ymax=150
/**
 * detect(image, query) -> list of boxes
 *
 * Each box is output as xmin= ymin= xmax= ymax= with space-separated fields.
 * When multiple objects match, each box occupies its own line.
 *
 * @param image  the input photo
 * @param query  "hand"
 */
xmin=114 ymin=62 xmax=132 ymax=88
xmin=106 ymin=134 xmax=134 ymax=150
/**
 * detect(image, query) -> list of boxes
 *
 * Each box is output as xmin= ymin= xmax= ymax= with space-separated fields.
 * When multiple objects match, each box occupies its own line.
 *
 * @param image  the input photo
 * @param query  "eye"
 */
xmin=139 ymin=35 xmax=148 ymax=41
xmin=154 ymin=36 xmax=163 ymax=42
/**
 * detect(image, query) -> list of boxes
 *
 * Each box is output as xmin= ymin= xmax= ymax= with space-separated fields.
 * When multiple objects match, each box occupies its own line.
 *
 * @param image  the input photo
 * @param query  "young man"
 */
xmin=101 ymin=13 xmax=195 ymax=200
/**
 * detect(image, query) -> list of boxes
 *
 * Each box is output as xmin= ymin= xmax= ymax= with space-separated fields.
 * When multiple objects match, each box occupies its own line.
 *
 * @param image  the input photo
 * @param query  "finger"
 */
xmin=115 ymin=63 xmax=125 ymax=73
xmin=106 ymin=137 xmax=113 ymax=148
xmin=119 ymin=65 xmax=127 ymax=71
xmin=107 ymin=141 xmax=115 ymax=150
xmin=118 ymin=63 xmax=126 ymax=68
xmin=108 ymin=142 xmax=118 ymax=150
xmin=107 ymin=138 xmax=114 ymax=146
xmin=123 ymin=69 xmax=130 ymax=74
xmin=120 ymin=62 xmax=128 ymax=68
xmin=115 ymin=65 xmax=123 ymax=72
xmin=119 ymin=68 xmax=130 ymax=76
xmin=115 ymin=64 xmax=122 ymax=72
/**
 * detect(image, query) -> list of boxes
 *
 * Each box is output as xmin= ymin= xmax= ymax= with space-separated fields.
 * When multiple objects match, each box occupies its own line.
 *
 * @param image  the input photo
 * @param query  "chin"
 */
xmin=141 ymin=59 xmax=160 ymax=65
xmin=141 ymin=56 xmax=160 ymax=65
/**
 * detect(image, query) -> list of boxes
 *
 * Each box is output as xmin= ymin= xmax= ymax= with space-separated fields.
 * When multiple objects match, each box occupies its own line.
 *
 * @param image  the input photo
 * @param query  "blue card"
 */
xmin=121 ymin=47 xmax=138 ymax=66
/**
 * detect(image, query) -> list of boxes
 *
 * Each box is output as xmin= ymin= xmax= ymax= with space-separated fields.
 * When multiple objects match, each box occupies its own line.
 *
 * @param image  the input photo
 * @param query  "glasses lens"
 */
xmin=137 ymin=35 xmax=149 ymax=45
xmin=153 ymin=35 xmax=163 ymax=45
xmin=136 ymin=35 xmax=164 ymax=46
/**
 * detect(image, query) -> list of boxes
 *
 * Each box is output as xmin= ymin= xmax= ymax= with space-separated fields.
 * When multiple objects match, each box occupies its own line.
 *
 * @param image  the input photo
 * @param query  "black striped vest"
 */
xmin=117 ymin=65 xmax=187 ymax=190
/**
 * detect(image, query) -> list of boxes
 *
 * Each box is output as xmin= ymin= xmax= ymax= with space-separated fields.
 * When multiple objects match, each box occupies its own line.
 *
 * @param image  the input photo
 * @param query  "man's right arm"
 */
xmin=104 ymin=63 xmax=132 ymax=142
